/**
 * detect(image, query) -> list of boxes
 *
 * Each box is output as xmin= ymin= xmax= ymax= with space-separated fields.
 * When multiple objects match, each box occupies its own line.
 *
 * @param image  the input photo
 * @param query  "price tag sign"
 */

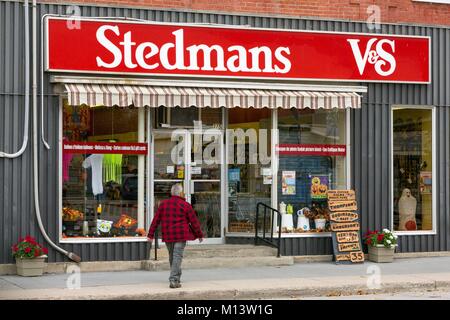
xmin=329 ymin=200 xmax=358 ymax=212
xmin=350 ymin=251 xmax=365 ymax=263
xmin=330 ymin=212 xmax=359 ymax=222
xmin=327 ymin=190 xmax=356 ymax=201
xmin=338 ymin=242 xmax=361 ymax=252
xmin=330 ymin=222 xmax=360 ymax=231
xmin=336 ymin=231 xmax=360 ymax=243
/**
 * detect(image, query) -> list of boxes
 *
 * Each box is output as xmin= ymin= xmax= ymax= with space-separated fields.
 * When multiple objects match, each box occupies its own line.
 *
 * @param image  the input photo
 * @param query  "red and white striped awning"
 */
xmin=65 ymin=84 xmax=361 ymax=109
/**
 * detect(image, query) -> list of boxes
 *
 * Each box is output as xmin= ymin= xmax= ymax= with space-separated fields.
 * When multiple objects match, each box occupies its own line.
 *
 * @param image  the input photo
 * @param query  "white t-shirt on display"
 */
xmin=82 ymin=154 xmax=104 ymax=196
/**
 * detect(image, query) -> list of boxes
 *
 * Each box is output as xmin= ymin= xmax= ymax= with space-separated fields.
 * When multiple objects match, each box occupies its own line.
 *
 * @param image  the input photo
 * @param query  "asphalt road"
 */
xmin=300 ymin=289 xmax=450 ymax=300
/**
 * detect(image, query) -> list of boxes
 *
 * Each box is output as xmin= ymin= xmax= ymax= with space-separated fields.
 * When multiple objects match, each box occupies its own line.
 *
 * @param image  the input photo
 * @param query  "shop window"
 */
xmin=61 ymin=100 xmax=147 ymax=240
xmin=277 ymin=108 xmax=347 ymax=234
xmin=227 ymin=108 xmax=272 ymax=233
xmin=392 ymin=107 xmax=434 ymax=232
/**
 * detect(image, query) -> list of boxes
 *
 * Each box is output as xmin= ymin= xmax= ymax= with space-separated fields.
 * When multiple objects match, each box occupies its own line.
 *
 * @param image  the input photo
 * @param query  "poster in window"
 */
xmin=310 ymin=175 xmax=329 ymax=200
xmin=228 ymin=168 xmax=240 ymax=182
xmin=419 ymin=171 xmax=432 ymax=194
xmin=263 ymin=175 xmax=273 ymax=185
xmin=282 ymin=171 xmax=296 ymax=195
xmin=177 ymin=165 xmax=185 ymax=179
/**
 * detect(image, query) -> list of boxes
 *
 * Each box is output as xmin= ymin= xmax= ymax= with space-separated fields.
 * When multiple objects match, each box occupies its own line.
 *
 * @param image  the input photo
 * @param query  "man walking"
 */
xmin=147 ymin=183 xmax=204 ymax=288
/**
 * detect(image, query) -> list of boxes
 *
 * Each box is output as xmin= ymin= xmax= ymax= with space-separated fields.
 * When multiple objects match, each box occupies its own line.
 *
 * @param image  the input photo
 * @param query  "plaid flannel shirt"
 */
xmin=147 ymin=195 xmax=203 ymax=242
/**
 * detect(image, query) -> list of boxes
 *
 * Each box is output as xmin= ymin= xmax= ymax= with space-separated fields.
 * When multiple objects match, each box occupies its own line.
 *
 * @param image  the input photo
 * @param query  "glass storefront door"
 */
xmin=152 ymin=129 xmax=223 ymax=243
xmin=152 ymin=131 xmax=187 ymax=209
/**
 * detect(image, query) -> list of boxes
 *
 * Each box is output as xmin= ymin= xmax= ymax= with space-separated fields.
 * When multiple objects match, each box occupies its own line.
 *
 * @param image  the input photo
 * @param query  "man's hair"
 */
xmin=171 ymin=183 xmax=183 ymax=196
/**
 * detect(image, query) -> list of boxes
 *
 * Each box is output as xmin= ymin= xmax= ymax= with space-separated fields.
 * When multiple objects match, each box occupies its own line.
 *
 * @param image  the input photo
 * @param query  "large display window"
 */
xmin=227 ymin=108 xmax=272 ymax=233
xmin=277 ymin=108 xmax=348 ymax=234
xmin=61 ymin=100 xmax=148 ymax=240
xmin=392 ymin=107 xmax=435 ymax=233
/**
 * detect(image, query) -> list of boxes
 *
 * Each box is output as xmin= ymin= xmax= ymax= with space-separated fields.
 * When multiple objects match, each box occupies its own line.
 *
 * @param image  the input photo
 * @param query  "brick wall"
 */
xmin=44 ymin=0 xmax=450 ymax=26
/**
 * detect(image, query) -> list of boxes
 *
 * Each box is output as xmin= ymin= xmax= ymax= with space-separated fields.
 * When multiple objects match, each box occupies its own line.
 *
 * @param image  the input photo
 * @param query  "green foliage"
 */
xmin=11 ymin=236 xmax=48 ymax=259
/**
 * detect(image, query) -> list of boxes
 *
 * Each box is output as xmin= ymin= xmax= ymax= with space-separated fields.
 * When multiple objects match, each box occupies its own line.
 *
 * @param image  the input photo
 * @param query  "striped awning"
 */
xmin=65 ymin=84 xmax=361 ymax=109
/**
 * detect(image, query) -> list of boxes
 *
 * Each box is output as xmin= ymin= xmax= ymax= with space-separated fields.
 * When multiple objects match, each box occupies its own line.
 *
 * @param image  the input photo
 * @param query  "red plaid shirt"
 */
xmin=147 ymin=196 xmax=204 ymax=242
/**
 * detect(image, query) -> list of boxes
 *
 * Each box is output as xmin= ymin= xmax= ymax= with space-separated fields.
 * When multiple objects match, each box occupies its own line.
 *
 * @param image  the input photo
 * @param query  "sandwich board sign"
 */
xmin=328 ymin=190 xmax=364 ymax=264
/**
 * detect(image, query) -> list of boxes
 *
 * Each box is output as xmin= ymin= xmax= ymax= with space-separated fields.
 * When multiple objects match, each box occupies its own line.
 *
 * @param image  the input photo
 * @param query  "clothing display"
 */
xmin=82 ymin=154 xmax=104 ymax=196
xmin=62 ymin=152 xmax=74 ymax=183
xmin=103 ymin=154 xmax=123 ymax=184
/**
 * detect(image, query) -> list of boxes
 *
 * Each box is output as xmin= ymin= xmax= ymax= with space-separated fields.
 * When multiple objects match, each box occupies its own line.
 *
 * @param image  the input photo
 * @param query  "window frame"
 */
xmin=225 ymin=107 xmax=351 ymax=238
xmin=58 ymin=97 xmax=150 ymax=244
xmin=274 ymin=107 xmax=351 ymax=238
xmin=390 ymin=105 xmax=437 ymax=236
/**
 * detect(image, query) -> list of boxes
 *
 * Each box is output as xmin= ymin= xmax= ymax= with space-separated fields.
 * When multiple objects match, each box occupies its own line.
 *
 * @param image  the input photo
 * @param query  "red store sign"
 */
xmin=276 ymin=144 xmax=347 ymax=156
xmin=63 ymin=142 xmax=148 ymax=155
xmin=45 ymin=17 xmax=430 ymax=83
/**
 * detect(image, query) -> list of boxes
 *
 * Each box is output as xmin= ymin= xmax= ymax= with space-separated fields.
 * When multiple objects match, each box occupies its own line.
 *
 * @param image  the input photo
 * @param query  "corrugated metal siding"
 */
xmin=1 ymin=0 xmax=449 ymax=262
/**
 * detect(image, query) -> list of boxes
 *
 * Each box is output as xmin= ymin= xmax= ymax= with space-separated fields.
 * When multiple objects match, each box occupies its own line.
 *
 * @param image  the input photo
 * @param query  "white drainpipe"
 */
xmin=0 ymin=0 xmax=30 ymax=158
xmin=32 ymin=1 xmax=80 ymax=262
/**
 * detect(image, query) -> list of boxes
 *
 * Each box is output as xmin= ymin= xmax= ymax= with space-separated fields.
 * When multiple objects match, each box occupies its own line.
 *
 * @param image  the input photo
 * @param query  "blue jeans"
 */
xmin=165 ymin=242 xmax=186 ymax=283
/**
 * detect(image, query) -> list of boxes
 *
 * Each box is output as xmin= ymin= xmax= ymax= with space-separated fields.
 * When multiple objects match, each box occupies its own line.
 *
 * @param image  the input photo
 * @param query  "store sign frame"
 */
xmin=63 ymin=141 xmax=148 ymax=155
xmin=45 ymin=16 xmax=431 ymax=84
xmin=276 ymin=144 xmax=347 ymax=156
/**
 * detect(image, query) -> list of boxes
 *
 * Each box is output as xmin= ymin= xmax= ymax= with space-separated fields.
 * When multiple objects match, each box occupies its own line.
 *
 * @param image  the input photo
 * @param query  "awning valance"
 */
xmin=65 ymin=84 xmax=361 ymax=109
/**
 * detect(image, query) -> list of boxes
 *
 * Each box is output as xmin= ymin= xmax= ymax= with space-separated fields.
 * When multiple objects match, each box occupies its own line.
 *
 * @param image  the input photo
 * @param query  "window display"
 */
xmin=227 ymin=108 xmax=271 ymax=233
xmin=392 ymin=108 xmax=434 ymax=232
xmin=61 ymin=100 xmax=147 ymax=239
xmin=277 ymin=108 xmax=347 ymax=234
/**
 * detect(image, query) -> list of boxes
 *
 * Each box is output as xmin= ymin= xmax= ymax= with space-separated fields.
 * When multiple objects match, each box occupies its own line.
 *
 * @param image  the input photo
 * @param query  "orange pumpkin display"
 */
xmin=113 ymin=214 xmax=138 ymax=229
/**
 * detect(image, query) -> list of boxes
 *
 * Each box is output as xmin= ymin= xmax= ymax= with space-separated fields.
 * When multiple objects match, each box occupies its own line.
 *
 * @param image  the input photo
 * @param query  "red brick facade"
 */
xmin=45 ymin=0 xmax=450 ymax=26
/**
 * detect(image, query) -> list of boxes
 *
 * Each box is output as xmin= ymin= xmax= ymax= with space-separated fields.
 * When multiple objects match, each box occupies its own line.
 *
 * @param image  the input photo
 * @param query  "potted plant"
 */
xmin=310 ymin=206 xmax=329 ymax=231
xmin=364 ymin=229 xmax=398 ymax=263
xmin=314 ymin=213 xmax=327 ymax=230
xmin=11 ymin=236 xmax=48 ymax=276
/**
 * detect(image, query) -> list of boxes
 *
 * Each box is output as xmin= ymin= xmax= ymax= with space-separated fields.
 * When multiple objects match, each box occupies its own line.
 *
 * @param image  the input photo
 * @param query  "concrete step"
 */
xmin=153 ymin=244 xmax=278 ymax=259
xmin=141 ymin=255 xmax=294 ymax=271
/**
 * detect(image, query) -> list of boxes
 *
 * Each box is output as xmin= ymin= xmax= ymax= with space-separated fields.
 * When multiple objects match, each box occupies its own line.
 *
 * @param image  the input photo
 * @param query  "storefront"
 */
xmin=1 ymin=1 xmax=448 ymax=264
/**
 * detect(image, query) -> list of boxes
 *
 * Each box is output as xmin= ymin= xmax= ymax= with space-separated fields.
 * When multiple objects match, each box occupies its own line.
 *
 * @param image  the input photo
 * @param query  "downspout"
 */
xmin=0 ymin=0 xmax=30 ymax=158
xmin=32 ymin=1 xmax=80 ymax=262
xmin=40 ymin=12 xmax=50 ymax=150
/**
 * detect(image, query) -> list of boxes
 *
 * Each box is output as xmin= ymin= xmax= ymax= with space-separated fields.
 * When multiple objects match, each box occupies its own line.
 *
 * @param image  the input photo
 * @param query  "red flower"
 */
xmin=42 ymin=247 xmax=48 ymax=255
xmin=25 ymin=236 xmax=36 ymax=245
xmin=367 ymin=238 xmax=372 ymax=245
xmin=34 ymin=249 xmax=41 ymax=257
xmin=24 ymin=247 xmax=31 ymax=253
xmin=377 ymin=234 xmax=384 ymax=242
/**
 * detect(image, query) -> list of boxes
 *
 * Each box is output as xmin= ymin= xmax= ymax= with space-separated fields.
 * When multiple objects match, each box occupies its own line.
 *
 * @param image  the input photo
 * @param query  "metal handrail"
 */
xmin=254 ymin=202 xmax=282 ymax=257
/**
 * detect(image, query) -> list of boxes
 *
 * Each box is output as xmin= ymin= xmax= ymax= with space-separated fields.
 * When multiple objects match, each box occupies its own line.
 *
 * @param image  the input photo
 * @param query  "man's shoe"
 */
xmin=169 ymin=281 xmax=181 ymax=288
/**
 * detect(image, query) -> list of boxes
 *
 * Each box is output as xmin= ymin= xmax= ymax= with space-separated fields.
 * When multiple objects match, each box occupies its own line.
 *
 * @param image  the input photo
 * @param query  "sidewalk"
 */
xmin=1 ymin=257 xmax=450 ymax=300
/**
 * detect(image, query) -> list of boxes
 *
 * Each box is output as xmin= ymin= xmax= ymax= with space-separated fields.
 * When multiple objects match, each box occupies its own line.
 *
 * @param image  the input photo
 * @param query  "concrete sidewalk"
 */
xmin=1 ymin=257 xmax=450 ymax=299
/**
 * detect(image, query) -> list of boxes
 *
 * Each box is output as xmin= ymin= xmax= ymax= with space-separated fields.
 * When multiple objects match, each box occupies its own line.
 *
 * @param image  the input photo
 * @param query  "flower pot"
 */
xmin=368 ymin=245 xmax=395 ymax=263
xmin=15 ymin=256 xmax=47 ymax=277
xmin=281 ymin=213 xmax=294 ymax=231
xmin=314 ymin=219 xmax=326 ymax=230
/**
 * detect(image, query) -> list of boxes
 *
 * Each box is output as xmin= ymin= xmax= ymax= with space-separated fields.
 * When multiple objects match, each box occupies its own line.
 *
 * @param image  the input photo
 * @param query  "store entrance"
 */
xmin=152 ymin=129 xmax=223 ymax=244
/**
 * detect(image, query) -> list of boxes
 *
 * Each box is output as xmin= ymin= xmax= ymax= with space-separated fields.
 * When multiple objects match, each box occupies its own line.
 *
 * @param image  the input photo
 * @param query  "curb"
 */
xmin=4 ymin=278 xmax=449 ymax=300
